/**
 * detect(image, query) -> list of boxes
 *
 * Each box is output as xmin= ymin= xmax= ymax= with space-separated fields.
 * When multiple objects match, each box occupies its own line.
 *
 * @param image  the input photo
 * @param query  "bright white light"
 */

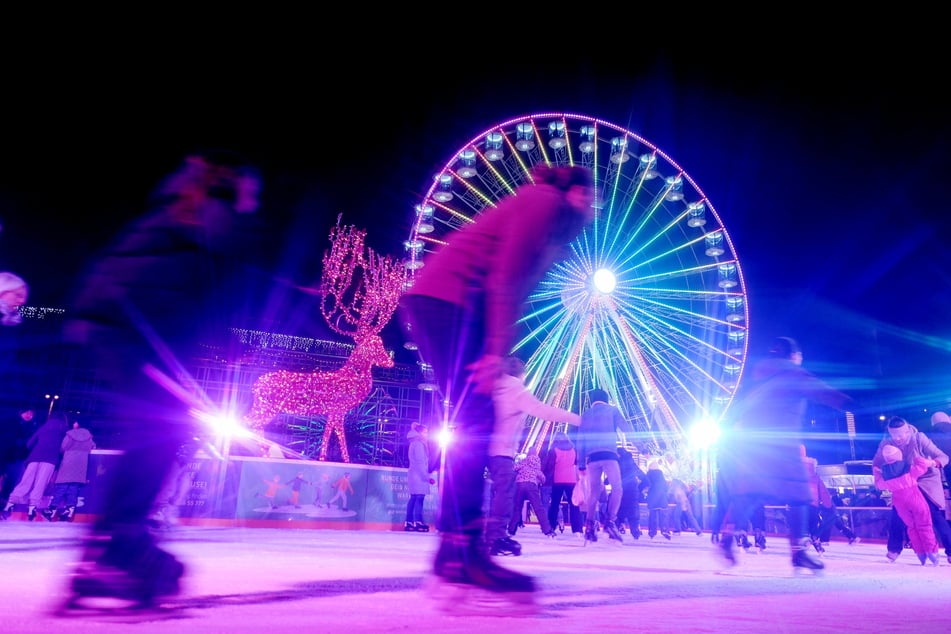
xmin=436 ymin=426 xmax=454 ymax=450
xmin=192 ymin=409 xmax=252 ymax=439
xmin=593 ymin=268 xmax=617 ymax=294
xmin=687 ymin=417 xmax=721 ymax=450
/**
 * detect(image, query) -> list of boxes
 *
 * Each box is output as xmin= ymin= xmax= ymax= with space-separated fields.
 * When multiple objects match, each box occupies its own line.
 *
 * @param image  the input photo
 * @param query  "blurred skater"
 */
xmin=398 ymin=164 xmax=595 ymax=612
xmin=58 ymin=150 xmax=264 ymax=612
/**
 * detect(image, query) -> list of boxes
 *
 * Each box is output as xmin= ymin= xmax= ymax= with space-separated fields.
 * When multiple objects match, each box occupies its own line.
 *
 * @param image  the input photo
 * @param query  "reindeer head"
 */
xmin=320 ymin=223 xmax=406 ymax=347
xmin=355 ymin=333 xmax=394 ymax=369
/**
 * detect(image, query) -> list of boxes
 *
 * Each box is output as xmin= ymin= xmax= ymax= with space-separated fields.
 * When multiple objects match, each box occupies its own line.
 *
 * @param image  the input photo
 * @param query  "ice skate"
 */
xmin=414 ymin=521 xmax=430 ymax=532
xmin=927 ymin=552 xmax=940 ymax=566
xmin=425 ymin=533 xmax=537 ymax=615
xmin=26 ymin=505 xmax=38 ymax=521
xmin=62 ymin=506 xmax=76 ymax=522
xmin=403 ymin=521 xmax=418 ymax=532
xmin=603 ymin=520 xmax=624 ymax=544
xmin=41 ymin=506 xmax=58 ymax=522
xmin=917 ymin=553 xmax=928 ymax=566
xmin=583 ymin=520 xmax=598 ymax=546
xmin=792 ymin=538 xmax=825 ymax=575
xmin=489 ymin=536 xmax=522 ymax=557
xmin=56 ymin=533 xmax=186 ymax=618
xmin=754 ymin=530 xmax=767 ymax=552
xmin=717 ymin=532 xmax=736 ymax=567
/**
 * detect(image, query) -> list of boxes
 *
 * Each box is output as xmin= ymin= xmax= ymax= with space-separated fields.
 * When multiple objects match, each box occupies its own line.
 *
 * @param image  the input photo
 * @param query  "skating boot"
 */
xmin=489 ymin=536 xmax=522 ymax=556
xmin=414 ymin=521 xmax=431 ymax=532
xmin=661 ymin=530 xmax=672 ymax=540
xmin=927 ymin=552 xmax=940 ymax=566
xmin=26 ymin=505 xmax=37 ymax=521
xmin=404 ymin=521 xmax=418 ymax=532
xmin=791 ymin=538 xmax=825 ymax=575
xmin=41 ymin=506 xmax=58 ymax=522
xmin=810 ymin=536 xmax=825 ymax=555
xmin=754 ymin=530 xmax=767 ymax=552
xmin=62 ymin=506 xmax=76 ymax=522
xmin=60 ymin=534 xmax=186 ymax=614
xmin=583 ymin=520 xmax=598 ymax=546
xmin=737 ymin=532 xmax=753 ymax=552
xmin=918 ymin=553 xmax=928 ymax=566
xmin=717 ymin=531 xmax=736 ymax=567
xmin=603 ymin=520 xmax=624 ymax=544
xmin=425 ymin=532 xmax=536 ymax=615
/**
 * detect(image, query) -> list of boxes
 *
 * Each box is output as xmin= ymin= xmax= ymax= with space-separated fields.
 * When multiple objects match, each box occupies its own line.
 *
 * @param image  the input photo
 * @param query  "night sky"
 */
xmin=2 ymin=25 xmax=949 ymax=441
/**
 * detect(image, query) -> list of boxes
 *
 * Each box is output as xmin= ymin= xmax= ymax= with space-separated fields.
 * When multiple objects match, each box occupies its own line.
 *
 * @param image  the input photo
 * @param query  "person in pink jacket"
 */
xmin=874 ymin=444 xmax=939 ymax=565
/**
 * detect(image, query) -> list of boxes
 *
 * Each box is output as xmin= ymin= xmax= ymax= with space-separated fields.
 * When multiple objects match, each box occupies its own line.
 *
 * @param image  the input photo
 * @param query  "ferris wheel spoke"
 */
xmin=406 ymin=113 xmax=749 ymax=458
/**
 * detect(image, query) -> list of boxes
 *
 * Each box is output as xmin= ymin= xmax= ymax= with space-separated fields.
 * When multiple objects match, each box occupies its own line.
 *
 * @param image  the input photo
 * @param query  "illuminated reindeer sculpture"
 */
xmin=244 ymin=223 xmax=405 ymax=462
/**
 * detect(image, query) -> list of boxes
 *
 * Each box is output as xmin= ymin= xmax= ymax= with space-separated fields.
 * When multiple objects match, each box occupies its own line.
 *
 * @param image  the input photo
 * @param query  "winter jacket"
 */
xmin=491 ymin=373 xmax=579 ymax=458
xmin=576 ymin=401 xmax=634 ymax=464
xmin=405 ymin=182 xmax=590 ymax=358
xmin=642 ymin=465 xmax=669 ymax=511
xmin=543 ymin=439 xmax=578 ymax=485
xmin=406 ymin=428 xmax=434 ymax=496
xmin=872 ymin=426 xmax=948 ymax=508
xmin=514 ymin=454 xmax=546 ymax=486
xmin=55 ymin=426 xmax=96 ymax=484
xmin=720 ymin=357 xmax=851 ymax=504
xmin=25 ymin=415 xmax=70 ymax=465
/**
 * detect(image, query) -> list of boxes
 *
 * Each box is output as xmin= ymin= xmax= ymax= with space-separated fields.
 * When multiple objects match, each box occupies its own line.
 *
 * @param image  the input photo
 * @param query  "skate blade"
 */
xmin=52 ymin=594 xmax=187 ymax=623
xmin=792 ymin=566 xmax=824 ymax=577
xmin=423 ymin=576 xmax=538 ymax=616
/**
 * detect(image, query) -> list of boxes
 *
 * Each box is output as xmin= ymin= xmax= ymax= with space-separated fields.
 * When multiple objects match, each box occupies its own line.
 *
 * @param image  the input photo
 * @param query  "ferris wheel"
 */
xmin=403 ymin=113 xmax=749 ymax=456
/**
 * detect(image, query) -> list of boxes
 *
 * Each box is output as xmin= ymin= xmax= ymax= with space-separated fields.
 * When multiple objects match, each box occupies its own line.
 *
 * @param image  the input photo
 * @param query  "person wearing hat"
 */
xmin=874 ymin=439 xmax=940 ymax=565
xmin=872 ymin=415 xmax=951 ymax=563
xmin=929 ymin=411 xmax=951 ymax=486
xmin=0 ymin=272 xmax=28 ymax=327
xmin=715 ymin=336 xmax=853 ymax=574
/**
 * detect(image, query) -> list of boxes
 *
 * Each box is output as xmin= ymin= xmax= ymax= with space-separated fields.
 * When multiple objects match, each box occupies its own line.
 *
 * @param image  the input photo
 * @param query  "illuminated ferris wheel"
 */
xmin=403 ymin=113 xmax=749 ymax=456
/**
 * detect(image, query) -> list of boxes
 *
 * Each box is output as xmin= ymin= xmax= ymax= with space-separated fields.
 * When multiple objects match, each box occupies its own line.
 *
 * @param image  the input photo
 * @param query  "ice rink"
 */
xmin=1 ymin=520 xmax=947 ymax=633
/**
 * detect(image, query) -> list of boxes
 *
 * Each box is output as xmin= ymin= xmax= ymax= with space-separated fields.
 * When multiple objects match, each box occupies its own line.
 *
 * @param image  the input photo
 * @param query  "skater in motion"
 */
xmin=43 ymin=420 xmax=96 ymax=522
xmin=716 ymin=336 xmax=852 ymax=574
xmin=58 ymin=149 xmax=265 ymax=613
xmin=576 ymin=388 xmax=634 ymax=545
xmin=398 ymin=164 xmax=595 ymax=612
xmin=872 ymin=415 xmax=949 ymax=563
xmin=405 ymin=423 xmax=435 ymax=531
xmin=874 ymin=442 xmax=940 ymax=565
xmin=3 ymin=410 xmax=70 ymax=520
xmin=487 ymin=354 xmax=579 ymax=556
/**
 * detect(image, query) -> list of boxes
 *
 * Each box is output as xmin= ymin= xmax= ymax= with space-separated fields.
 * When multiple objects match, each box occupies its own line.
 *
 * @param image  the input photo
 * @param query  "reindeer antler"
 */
xmin=320 ymin=223 xmax=406 ymax=339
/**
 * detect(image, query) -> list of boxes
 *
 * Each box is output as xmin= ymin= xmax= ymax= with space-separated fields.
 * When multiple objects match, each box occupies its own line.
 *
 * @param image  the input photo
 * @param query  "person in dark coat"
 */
xmin=641 ymin=456 xmax=672 ymax=539
xmin=716 ymin=336 xmax=852 ymax=573
xmin=43 ymin=421 xmax=96 ymax=522
xmin=2 ymin=410 xmax=70 ymax=519
xmin=615 ymin=444 xmax=645 ymax=538
xmin=928 ymin=411 xmax=951 ymax=487
xmin=59 ymin=150 xmax=266 ymax=609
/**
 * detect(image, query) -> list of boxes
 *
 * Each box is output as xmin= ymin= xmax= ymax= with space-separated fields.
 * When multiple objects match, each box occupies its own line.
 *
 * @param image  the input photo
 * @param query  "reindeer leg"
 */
xmin=334 ymin=421 xmax=350 ymax=463
xmin=319 ymin=419 xmax=335 ymax=462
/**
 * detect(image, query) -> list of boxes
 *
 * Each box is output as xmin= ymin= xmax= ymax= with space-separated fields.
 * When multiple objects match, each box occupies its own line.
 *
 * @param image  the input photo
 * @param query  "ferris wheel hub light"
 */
xmin=593 ymin=268 xmax=617 ymax=294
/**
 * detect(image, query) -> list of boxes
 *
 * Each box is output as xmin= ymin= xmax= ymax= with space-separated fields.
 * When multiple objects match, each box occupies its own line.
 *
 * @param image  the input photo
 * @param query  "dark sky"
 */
xmin=2 ymin=28 xmax=949 ymax=428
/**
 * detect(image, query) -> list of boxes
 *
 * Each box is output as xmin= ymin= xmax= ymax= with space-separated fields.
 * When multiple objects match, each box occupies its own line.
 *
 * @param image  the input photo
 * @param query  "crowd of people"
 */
xmin=5 ymin=152 xmax=951 ymax=621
